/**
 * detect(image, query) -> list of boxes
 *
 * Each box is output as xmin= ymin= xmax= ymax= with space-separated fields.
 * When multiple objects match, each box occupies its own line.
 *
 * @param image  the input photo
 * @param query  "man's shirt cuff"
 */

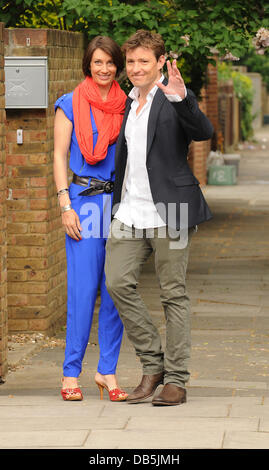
xmin=165 ymin=86 xmax=187 ymax=102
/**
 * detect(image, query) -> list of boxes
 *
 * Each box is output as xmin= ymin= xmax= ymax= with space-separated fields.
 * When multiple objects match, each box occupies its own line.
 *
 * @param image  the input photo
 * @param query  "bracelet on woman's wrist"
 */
xmin=57 ymin=188 xmax=69 ymax=198
xmin=61 ymin=204 xmax=72 ymax=214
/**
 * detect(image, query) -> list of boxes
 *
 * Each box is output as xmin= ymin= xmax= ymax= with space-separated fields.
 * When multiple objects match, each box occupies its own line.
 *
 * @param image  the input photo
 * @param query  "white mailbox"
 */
xmin=5 ymin=57 xmax=48 ymax=109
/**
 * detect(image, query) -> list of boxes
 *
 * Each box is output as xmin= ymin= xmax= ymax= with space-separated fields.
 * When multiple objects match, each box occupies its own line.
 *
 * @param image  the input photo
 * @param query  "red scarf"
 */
xmin=72 ymin=76 xmax=126 ymax=165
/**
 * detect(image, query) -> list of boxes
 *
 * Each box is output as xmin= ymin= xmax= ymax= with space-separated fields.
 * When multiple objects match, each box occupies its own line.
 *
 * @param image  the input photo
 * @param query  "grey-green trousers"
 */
xmin=105 ymin=219 xmax=194 ymax=388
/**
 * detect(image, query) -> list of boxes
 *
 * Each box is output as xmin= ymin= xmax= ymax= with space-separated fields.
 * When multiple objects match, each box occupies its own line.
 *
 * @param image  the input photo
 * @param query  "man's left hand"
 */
xmin=156 ymin=59 xmax=186 ymax=99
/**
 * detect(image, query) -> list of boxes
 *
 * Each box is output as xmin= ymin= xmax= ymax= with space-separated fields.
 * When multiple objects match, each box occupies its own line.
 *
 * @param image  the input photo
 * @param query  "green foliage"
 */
xmin=218 ymin=62 xmax=255 ymax=140
xmin=1 ymin=0 xmax=269 ymax=96
xmin=1 ymin=0 xmax=65 ymax=29
xmin=239 ymin=50 xmax=269 ymax=92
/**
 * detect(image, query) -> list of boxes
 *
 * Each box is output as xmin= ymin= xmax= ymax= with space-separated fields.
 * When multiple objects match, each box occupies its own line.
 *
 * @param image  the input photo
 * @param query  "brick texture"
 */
xmin=206 ymin=60 xmax=219 ymax=150
xmin=188 ymin=60 xmax=218 ymax=185
xmin=188 ymin=87 xmax=211 ymax=186
xmin=5 ymin=29 xmax=85 ymax=334
xmin=0 ymin=22 xmax=7 ymax=378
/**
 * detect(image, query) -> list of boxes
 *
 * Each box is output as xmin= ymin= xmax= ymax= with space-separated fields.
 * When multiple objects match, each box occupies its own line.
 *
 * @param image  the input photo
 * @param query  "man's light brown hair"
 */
xmin=122 ymin=30 xmax=166 ymax=60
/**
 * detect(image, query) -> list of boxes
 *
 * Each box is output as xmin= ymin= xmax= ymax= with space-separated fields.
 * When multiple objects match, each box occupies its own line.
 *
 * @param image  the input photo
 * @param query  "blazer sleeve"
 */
xmin=169 ymin=88 xmax=214 ymax=142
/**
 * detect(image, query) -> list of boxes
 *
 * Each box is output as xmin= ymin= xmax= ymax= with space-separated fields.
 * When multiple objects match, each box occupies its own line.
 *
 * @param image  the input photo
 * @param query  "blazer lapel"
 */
xmin=146 ymin=77 xmax=168 ymax=157
xmin=115 ymin=96 xmax=132 ymax=165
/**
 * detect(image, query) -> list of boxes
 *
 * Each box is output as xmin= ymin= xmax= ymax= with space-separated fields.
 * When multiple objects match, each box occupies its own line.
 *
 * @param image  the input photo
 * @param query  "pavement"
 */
xmin=0 ymin=126 xmax=269 ymax=452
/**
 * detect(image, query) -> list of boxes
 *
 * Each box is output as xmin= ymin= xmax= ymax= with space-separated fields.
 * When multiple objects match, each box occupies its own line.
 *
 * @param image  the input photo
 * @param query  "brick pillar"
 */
xmin=188 ymin=87 xmax=210 ymax=186
xmin=5 ymin=29 xmax=85 ymax=334
xmin=206 ymin=60 xmax=218 ymax=150
xmin=0 ymin=22 xmax=7 ymax=379
xmin=187 ymin=61 xmax=218 ymax=185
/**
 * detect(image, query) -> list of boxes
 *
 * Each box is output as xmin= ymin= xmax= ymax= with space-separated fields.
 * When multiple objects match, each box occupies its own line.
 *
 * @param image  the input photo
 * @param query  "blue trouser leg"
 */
xmin=97 ymin=268 xmax=124 ymax=375
xmin=63 ymin=191 xmax=124 ymax=377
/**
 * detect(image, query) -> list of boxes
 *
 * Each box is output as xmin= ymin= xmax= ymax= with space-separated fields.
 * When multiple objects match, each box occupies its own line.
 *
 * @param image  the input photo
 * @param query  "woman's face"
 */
xmin=90 ymin=48 xmax=117 ymax=88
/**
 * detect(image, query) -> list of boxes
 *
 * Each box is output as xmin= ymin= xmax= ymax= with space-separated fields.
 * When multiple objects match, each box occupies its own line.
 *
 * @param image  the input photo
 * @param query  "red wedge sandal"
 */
xmin=61 ymin=378 xmax=83 ymax=401
xmin=95 ymin=379 xmax=128 ymax=402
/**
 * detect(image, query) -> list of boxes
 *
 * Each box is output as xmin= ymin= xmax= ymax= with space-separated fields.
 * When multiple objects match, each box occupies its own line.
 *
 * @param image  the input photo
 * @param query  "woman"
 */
xmin=53 ymin=36 xmax=127 ymax=401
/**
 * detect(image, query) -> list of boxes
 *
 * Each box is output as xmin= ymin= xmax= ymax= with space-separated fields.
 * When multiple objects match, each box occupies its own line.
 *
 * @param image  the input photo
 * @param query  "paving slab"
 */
xmin=259 ymin=419 xmax=269 ymax=432
xmin=189 ymin=380 xmax=268 ymax=391
xmin=0 ymin=402 xmax=104 ymax=418
xmin=126 ymin=416 xmax=259 ymax=432
xmin=0 ymin=416 xmax=128 ymax=432
xmin=223 ymin=431 xmax=269 ymax=449
xmin=0 ymin=430 xmax=89 ymax=449
xmin=187 ymin=396 xmax=263 ymax=404
xmin=230 ymin=404 xmax=269 ymax=418
xmin=83 ymin=429 xmax=224 ymax=449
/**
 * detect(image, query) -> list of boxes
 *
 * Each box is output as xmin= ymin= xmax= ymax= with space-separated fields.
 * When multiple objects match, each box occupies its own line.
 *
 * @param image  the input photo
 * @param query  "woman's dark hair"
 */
xmin=82 ymin=36 xmax=124 ymax=78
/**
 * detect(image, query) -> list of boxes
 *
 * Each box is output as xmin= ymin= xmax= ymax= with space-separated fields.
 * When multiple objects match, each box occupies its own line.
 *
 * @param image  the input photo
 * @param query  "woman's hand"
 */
xmin=62 ymin=209 xmax=82 ymax=241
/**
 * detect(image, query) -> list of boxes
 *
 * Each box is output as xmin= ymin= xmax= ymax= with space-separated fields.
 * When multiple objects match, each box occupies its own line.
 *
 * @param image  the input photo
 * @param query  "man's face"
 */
xmin=125 ymin=47 xmax=165 ymax=92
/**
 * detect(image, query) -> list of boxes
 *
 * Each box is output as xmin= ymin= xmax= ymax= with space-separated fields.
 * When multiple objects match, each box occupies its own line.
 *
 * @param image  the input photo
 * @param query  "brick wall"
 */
xmin=5 ymin=29 xmax=85 ymax=334
xmin=0 ymin=23 xmax=7 ymax=379
xmin=206 ymin=61 xmax=219 ymax=150
xmin=188 ymin=61 xmax=218 ymax=185
xmin=188 ymin=88 xmax=211 ymax=186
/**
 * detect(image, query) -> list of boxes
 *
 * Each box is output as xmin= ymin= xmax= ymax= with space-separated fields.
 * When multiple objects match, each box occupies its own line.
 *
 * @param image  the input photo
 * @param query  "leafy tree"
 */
xmin=1 ymin=1 xmax=65 ymax=29
xmin=1 ymin=0 xmax=268 ymax=97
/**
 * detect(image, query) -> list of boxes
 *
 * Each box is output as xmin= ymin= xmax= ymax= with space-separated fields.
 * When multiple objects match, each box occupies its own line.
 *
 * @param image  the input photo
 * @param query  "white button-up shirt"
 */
xmin=114 ymin=75 xmax=185 ymax=229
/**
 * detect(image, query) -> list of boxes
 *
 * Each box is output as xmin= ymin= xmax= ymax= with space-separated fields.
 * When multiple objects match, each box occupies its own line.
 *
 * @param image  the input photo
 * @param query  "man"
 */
xmin=105 ymin=30 xmax=213 ymax=406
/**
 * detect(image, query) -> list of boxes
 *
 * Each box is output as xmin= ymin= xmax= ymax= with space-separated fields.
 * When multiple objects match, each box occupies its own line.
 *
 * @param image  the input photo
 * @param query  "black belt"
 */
xmin=72 ymin=174 xmax=114 ymax=196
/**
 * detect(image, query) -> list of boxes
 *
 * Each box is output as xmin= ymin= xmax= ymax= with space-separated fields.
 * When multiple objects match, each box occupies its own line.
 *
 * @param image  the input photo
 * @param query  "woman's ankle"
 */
xmin=62 ymin=376 xmax=79 ymax=388
xmin=95 ymin=372 xmax=118 ymax=389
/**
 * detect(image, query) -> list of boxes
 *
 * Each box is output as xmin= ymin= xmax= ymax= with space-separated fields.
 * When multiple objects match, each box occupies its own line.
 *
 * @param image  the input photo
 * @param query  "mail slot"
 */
xmin=5 ymin=57 xmax=48 ymax=109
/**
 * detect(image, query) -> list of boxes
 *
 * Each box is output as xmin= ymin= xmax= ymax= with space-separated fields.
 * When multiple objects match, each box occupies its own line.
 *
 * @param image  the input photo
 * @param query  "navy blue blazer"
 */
xmin=112 ymin=80 xmax=214 ymax=230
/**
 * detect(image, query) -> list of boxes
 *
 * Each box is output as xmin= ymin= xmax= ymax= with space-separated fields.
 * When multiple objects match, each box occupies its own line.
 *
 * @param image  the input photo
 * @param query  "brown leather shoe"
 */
xmin=126 ymin=372 xmax=164 ymax=403
xmin=152 ymin=383 xmax=186 ymax=406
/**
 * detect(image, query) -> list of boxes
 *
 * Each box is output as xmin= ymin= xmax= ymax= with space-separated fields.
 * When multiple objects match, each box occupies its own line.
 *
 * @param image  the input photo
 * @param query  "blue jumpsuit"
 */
xmin=55 ymin=92 xmax=124 ymax=378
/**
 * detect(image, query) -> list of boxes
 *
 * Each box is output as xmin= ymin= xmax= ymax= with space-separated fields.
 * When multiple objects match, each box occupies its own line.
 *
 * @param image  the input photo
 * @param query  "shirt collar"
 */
xmin=129 ymin=74 xmax=165 ymax=102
